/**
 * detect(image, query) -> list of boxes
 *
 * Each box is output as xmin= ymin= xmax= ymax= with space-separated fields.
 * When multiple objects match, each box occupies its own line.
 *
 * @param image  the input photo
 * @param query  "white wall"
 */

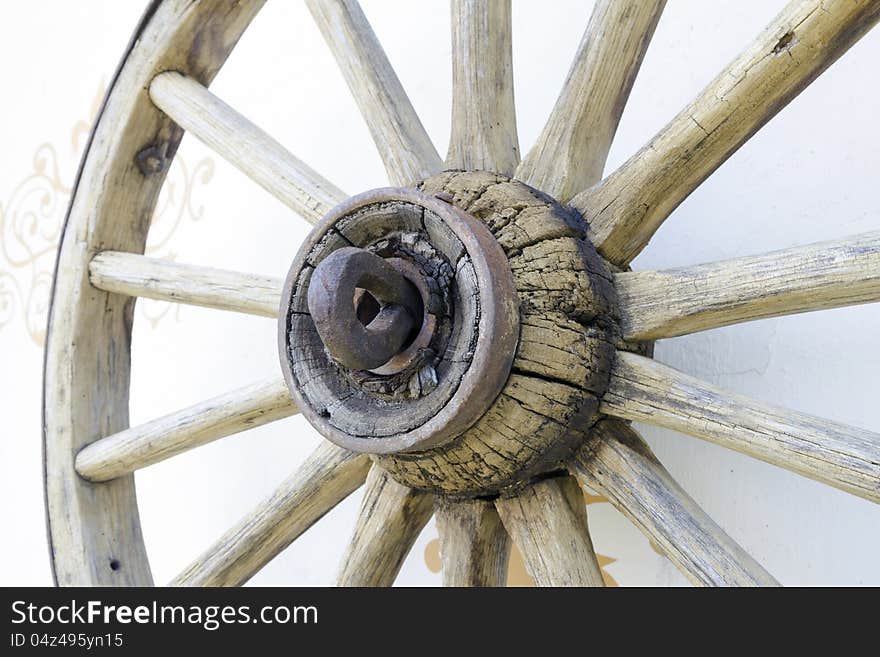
xmin=1 ymin=0 xmax=878 ymax=586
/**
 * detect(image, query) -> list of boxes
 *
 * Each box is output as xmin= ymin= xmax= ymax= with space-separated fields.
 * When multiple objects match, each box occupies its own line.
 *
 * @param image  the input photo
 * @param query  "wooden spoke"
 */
xmin=75 ymin=378 xmax=296 ymax=483
xmin=336 ymin=465 xmax=433 ymax=587
xmin=149 ymin=71 xmax=346 ymax=223
xmin=89 ymin=251 xmax=283 ymax=318
xmin=617 ymin=230 xmax=880 ymax=341
xmin=306 ymin=0 xmax=442 ymax=185
xmin=173 ymin=442 xmax=370 ymax=587
xmin=573 ymin=0 xmax=880 ymax=266
xmin=572 ymin=419 xmax=778 ymax=586
xmin=447 ymin=0 xmax=519 ymax=175
xmin=602 ymin=351 xmax=880 ymax=503
xmin=495 ymin=475 xmax=604 ymax=587
xmin=434 ymin=496 xmax=510 ymax=587
xmin=516 ymin=0 xmax=664 ymax=200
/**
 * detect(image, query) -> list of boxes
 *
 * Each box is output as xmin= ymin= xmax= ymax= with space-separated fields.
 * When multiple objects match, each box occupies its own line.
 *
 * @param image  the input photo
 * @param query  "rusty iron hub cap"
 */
xmin=279 ymin=185 xmax=520 ymax=454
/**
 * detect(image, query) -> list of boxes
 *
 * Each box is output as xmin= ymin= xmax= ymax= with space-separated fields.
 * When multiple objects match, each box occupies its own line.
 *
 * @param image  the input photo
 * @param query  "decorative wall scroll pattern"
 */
xmin=0 ymin=139 xmax=67 ymax=345
xmin=0 ymin=84 xmax=214 ymax=345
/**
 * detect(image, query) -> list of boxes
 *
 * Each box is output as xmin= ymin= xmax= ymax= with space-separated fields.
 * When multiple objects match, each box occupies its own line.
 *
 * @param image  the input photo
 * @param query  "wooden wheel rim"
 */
xmin=43 ymin=0 xmax=264 ymax=586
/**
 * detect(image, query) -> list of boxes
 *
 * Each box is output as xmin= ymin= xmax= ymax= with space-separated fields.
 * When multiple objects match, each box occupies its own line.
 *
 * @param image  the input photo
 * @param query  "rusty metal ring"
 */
xmin=307 ymin=247 xmax=422 ymax=371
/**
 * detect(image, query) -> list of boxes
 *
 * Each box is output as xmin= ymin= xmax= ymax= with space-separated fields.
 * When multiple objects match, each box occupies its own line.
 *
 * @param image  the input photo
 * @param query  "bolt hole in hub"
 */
xmin=279 ymin=172 xmax=618 ymax=495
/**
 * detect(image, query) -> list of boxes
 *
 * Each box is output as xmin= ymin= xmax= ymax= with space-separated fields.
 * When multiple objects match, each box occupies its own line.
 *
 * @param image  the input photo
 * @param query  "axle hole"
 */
xmin=109 ymin=559 xmax=121 ymax=571
xmin=355 ymin=275 xmax=424 ymax=354
xmin=355 ymin=290 xmax=380 ymax=326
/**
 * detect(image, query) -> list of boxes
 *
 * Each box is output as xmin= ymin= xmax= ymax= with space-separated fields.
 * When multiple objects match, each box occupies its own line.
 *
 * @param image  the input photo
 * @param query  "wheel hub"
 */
xmin=279 ymin=171 xmax=619 ymax=495
xmin=279 ymin=185 xmax=520 ymax=454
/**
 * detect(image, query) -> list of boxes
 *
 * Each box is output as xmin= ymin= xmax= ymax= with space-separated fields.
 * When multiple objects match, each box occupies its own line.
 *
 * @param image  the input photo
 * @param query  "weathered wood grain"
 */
xmin=90 ymin=251 xmax=283 ymax=318
xmin=447 ymin=0 xmax=519 ymax=175
xmin=495 ymin=475 xmax=604 ymax=587
xmin=75 ymin=377 xmax=297 ymax=482
xmin=616 ymin=231 xmax=880 ymax=341
xmin=149 ymin=71 xmax=345 ymax=223
xmin=282 ymin=194 xmax=495 ymax=453
xmin=378 ymin=171 xmax=617 ymax=496
xmin=44 ymin=0 xmax=264 ymax=586
xmin=434 ymin=496 xmax=510 ymax=587
xmin=601 ymin=351 xmax=880 ymax=503
xmin=517 ymin=0 xmax=664 ymax=201
xmin=336 ymin=466 xmax=433 ymax=586
xmin=49 ymin=0 xmax=880 ymax=590
xmin=174 ymin=442 xmax=369 ymax=586
xmin=574 ymin=0 xmax=880 ymax=265
xmin=572 ymin=419 xmax=778 ymax=586
xmin=306 ymin=0 xmax=442 ymax=185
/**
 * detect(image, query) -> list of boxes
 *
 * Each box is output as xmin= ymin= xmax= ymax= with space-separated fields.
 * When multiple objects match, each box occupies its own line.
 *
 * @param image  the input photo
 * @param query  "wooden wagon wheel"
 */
xmin=43 ymin=0 xmax=880 ymax=587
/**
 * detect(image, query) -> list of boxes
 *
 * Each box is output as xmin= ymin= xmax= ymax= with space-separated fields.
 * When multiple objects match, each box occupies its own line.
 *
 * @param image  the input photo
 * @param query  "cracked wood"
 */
xmin=377 ymin=171 xmax=617 ymax=495
xmin=337 ymin=465 xmax=433 ymax=586
xmin=601 ymin=351 xmax=880 ymax=503
xmin=75 ymin=377 xmax=297 ymax=482
xmin=447 ymin=0 xmax=519 ymax=175
xmin=572 ymin=419 xmax=778 ymax=586
xmin=574 ymin=0 xmax=880 ymax=266
xmin=90 ymin=251 xmax=284 ymax=318
xmin=495 ymin=474 xmax=604 ymax=587
xmin=306 ymin=0 xmax=442 ymax=185
xmin=616 ymin=230 xmax=880 ymax=341
xmin=434 ymin=496 xmax=510 ymax=587
xmin=149 ymin=71 xmax=345 ymax=224
xmin=517 ymin=0 xmax=664 ymax=200
xmin=44 ymin=0 xmax=265 ymax=586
